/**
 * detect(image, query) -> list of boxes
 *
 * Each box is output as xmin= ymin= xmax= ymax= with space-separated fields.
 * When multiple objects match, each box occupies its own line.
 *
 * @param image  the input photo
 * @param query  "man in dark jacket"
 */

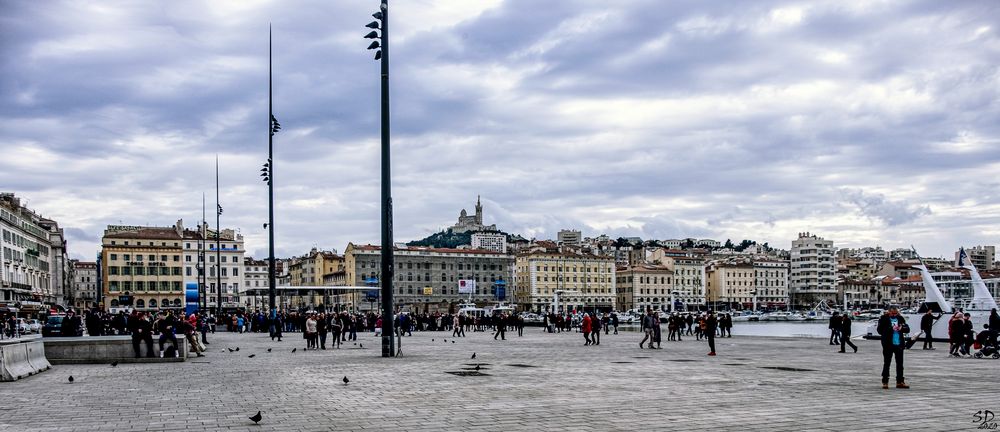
xmin=988 ymin=308 xmax=1000 ymax=346
xmin=920 ymin=310 xmax=941 ymax=350
xmin=706 ymin=311 xmax=718 ymax=356
xmin=876 ymin=306 xmax=909 ymax=389
xmin=60 ymin=309 xmax=82 ymax=336
xmin=129 ymin=311 xmax=154 ymax=358
xmin=839 ymin=313 xmax=857 ymax=353
xmin=962 ymin=312 xmax=975 ymax=356
xmin=156 ymin=312 xmax=179 ymax=357
xmin=85 ymin=309 xmax=103 ymax=336
xmin=828 ymin=312 xmax=841 ymax=345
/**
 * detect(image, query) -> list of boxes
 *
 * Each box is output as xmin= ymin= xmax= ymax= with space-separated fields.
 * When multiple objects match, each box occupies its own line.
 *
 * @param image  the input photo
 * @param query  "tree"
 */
xmin=724 ymin=239 xmax=734 ymax=249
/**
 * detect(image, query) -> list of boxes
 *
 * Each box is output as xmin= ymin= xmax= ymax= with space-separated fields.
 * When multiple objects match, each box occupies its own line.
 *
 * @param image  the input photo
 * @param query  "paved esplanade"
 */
xmin=0 ymin=328 xmax=993 ymax=431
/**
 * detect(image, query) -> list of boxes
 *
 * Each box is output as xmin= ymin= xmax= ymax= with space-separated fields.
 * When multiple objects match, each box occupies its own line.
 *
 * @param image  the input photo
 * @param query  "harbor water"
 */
xmin=615 ymin=320 xmax=874 ymax=338
xmin=730 ymin=321 xmax=872 ymax=338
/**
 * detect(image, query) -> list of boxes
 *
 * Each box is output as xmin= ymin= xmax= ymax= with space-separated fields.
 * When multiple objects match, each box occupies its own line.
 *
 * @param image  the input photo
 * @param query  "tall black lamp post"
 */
xmin=263 ymin=26 xmax=281 ymax=323
xmin=365 ymin=1 xmax=395 ymax=357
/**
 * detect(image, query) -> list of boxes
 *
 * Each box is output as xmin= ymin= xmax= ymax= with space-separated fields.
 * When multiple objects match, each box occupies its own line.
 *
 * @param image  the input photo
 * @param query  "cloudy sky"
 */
xmin=2 ymin=0 xmax=999 ymax=261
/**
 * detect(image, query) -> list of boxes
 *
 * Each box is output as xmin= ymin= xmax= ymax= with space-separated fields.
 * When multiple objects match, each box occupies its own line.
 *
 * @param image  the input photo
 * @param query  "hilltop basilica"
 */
xmin=450 ymin=196 xmax=497 ymax=234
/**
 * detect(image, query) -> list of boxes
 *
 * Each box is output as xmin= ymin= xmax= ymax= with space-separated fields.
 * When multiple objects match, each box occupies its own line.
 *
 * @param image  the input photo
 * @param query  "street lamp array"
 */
xmin=265 ymin=27 xmax=280 ymax=324
xmin=363 ymin=1 xmax=396 ymax=358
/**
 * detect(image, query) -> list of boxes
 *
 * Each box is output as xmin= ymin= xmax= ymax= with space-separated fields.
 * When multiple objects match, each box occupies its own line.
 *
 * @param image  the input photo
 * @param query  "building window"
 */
xmin=149 ymin=299 xmax=157 ymax=308
xmin=233 ymin=268 xmax=238 ymax=277
xmin=110 ymin=254 xmax=118 ymax=261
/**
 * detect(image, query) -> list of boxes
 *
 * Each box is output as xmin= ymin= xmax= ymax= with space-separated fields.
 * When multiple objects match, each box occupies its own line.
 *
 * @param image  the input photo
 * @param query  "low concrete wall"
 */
xmin=0 ymin=336 xmax=50 ymax=381
xmin=44 ymin=335 xmax=188 ymax=365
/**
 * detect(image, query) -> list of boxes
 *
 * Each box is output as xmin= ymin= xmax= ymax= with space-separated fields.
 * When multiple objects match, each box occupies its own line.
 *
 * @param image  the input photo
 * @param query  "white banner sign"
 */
xmin=458 ymin=279 xmax=476 ymax=294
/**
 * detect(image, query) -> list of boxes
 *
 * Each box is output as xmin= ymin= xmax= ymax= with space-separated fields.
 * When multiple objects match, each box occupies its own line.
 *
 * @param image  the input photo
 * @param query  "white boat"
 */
xmin=761 ymin=311 xmax=787 ymax=321
xmin=864 ymin=248 xmax=996 ymax=341
xmin=457 ymin=301 xmax=486 ymax=318
xmin=803 ymin=301 xmax=835 ymax=321
xmin=731 ymin=311 xmax=763 ymax=322
xmin=484 ymin=302 xmax=517 ymax=316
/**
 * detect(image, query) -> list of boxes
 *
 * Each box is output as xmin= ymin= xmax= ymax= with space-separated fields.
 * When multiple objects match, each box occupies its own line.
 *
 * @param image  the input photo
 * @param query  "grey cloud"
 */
xmin=1 ymin=0 xmax=999 ymax=261
xmin=842 ymin=189 xmax=932 ymax=227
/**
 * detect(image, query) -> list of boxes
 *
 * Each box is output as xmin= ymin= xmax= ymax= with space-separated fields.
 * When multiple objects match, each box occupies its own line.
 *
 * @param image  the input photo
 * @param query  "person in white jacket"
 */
xmin=305 ymin=315 xmax=318 ymax=350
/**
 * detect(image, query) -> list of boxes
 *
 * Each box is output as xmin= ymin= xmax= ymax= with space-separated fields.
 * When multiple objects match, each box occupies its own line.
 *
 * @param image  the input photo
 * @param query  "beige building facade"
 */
xmin=345 ymin=243 xmax=514 ymax=313
xmin=514 ymin=248 xmax=615 ymax=313
xmin=615 ymin=264 xmax=672 ymax=312
xmin=101 ymin=222 xmax=185 ymax=312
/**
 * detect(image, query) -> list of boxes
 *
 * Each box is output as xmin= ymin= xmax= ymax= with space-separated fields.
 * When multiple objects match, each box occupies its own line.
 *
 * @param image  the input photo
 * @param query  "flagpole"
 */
xmin=216 ymin=155 xmax=222 ymax=317
xmin=201 ymin=193 xmax=206 ymax=311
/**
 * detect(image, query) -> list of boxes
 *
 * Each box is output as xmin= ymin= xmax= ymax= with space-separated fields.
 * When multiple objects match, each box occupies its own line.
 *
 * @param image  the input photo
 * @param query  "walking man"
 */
xmin=839 ymin=313 xmax=858 ymax=353
xmin=877 ymin=306 xmax=910 ymax=389
xmin=493 ymin=313 xmax=506 ymax=341
xmin=920 ymin=309 xmax=940 ymax=350
xmin=706 ymin=311 xmax=718 ymax=356
xmin=639 ymin=309 xmax=655 ymax=349
xmin=453 ymin=314 xmax=465 ymax=337
xmin=582 ymin=313 xmax=592 ymax=346
xmin=828 ymin=311 xmax=841 ymax=345
xmin=590 ymin=312 xmax=601 ymax=345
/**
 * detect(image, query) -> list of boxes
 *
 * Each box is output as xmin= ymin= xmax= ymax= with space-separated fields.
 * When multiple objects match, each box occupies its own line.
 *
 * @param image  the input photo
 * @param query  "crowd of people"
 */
xmin=826 ymin=312 xmax=858 ymax=353
xmin=12 ymin=303 xmax=999 ymax=391
xmin=945 ymin=308 xmax=1000 ymax=357
xmin=0 ymin=311 xmax=19 ymax=339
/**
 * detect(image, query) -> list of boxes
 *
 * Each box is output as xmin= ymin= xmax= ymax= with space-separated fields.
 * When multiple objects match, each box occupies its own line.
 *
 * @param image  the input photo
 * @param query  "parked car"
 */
xmin=42 ymin=315 xmax=83 ymax=337
xmin=17 ymin=318 xmax=42 ymax=334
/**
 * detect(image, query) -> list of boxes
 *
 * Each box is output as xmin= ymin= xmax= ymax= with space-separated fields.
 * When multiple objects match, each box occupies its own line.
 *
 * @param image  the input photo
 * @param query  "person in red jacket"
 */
xmin=582 ymin=313 xmax=592 ymax=346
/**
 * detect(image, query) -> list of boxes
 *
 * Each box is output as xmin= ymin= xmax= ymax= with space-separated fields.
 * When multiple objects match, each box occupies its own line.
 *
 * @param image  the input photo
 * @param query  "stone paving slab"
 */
xmin=0 ymin=327 xmax=995 ymax=431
